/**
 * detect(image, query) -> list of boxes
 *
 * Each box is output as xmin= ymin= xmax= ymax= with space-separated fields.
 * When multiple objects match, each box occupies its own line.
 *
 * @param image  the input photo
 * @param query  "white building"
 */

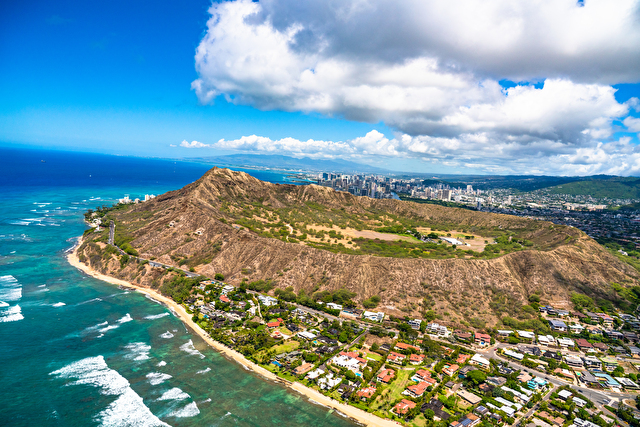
xmin=470 ymin=353 xmax=490 ymax=369
xmin=363 ymin=311 xmax=384 ymax=322
xmin=298 ymin=331 xmax=317 ymax=340
xmin=557 ymin=337 xmax=574 ymax=347
xmin=517 ymin=330 xmax=536 ymax=340
xmin=326 ymin=302 xmax=343 ymax=311
xmin=258 ymin=295 xmax=278 ymax=307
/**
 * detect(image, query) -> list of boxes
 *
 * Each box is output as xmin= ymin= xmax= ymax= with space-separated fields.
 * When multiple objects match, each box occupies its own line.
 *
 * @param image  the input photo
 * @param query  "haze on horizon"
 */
xmin=2 ymin=0 xmax=640 ymax=176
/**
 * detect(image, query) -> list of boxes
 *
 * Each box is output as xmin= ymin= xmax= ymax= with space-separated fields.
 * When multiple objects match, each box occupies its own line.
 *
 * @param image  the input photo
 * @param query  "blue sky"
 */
xmin=0 ymin=1 xmax=391 ymax=156
xmin=2 ymin=0 xmax=640 ymax=175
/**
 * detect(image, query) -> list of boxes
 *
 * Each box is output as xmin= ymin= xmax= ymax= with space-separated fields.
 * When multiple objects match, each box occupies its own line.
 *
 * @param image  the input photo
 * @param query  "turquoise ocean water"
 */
xmin=0 ymin=147 xmax=356 ymax=427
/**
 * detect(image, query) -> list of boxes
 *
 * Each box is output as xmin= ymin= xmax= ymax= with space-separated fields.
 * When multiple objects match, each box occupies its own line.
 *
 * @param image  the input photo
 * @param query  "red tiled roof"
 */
xmin=377 ymin=368 xmax=395 ymax=383
xmin=357 ymin=386 xmax=376 ymax=399
xmin=395 ymin=342 xmax=420 ymax=351
xmin=407 ymin=381 xmax=429 ymax=396
xmin=394 ymin=399 xmax=416 ymax=415
xmin=219 ymin=295 xmax=230 ymax=303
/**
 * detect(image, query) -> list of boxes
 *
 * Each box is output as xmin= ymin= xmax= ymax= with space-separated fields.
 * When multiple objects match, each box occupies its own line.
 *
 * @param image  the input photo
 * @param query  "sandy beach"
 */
xmin=67 ymin=242 xmax=399 ymax=427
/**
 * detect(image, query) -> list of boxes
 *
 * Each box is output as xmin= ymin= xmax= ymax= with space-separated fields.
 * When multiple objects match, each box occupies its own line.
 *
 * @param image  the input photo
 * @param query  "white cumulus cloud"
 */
xmin=191 ymin=0 xmax=640 ymax=174
xmin=180 ymin=140 xmax=210 ymax=148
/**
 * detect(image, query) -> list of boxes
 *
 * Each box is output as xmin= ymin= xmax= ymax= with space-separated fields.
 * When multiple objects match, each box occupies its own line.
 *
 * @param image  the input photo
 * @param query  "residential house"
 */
xmin=474 ymin=332 xmax=491 ymax=346
xmin=592 ymin=342 xmax=608 ymax=352
xmin=457 ymin=390 xmax=482 ymax=405
xmin=570 ymin=324 xmax=585 ymax=334
xmin=387 ymin=352 xmax=406 ymax=364
xmin=538 ymin=335 xmax=556 ymax=346
xmin=470 ymin=353 xmax=490 ymax=369
xmin=326 ymin=302 xmax=342 ymax=311
xmin=548 ymin=319 xmax=567 ymax=332
xmin=404 ymin=381 xmax=429 ymax=398
xmin=377 ymin=368 xmax=395 ymax=383
xmin=556 ymin=337 xmax=574 ymax=347
xmin=332 ymin=351 xmax=367 ymax=371
xmin=395 ymin=342 xmax=420 ymax=352
xmin=450 ymin=414 xmax=480 ymax=427
xmin=455 ymin=331 xmax=473 ymax=342
xmin=517 ymin=330 xmax=536 ymax=341
xmin=564 ymin=355 xmax=583 ymax=368
xmin=409 ymin=354 xmax=425 ymax=365
xmin=293 ymin=363 xmax=314 ymax=376
xmin=392 ymin=399 xmax=416 ymax=416
xmin=258 ymin=295 xmax=278 ymax=307
xmin=411 ymin=369 xmax=432 ymax=383
xmin=362 ymin=311 xmax=384 ymax=322
xmin=356 ymin=386 xmax=376 ymax=400
xmin=575 ymin=338 xmax=593 ymax=351
xmin=408 ymin=319 xmax=422 ymax=330
xmin=581 ymin=356 xmax=602 ymax=370
xmin=442 ymin=364 xmax=459 ymax=377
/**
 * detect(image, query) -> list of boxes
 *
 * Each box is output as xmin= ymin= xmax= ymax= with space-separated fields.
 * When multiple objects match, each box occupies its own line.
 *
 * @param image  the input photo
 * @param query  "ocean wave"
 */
xmin=124 ymin=342 xmax=151 ymax=361
xmin=50 ymin=356 xmax=169 ymax=427
xmin=117 ymin=313 xmax=133 ymax=323
xmin=179 ymin=340 xmax=205 ymax=359
xmin=144 ymin=312 xmax=170 ymax=320
xmin=169 ymin=402 xmax=200 ymax=418
xmin=98 ymin=325 xmax=119 ymax=334
xmin=0 ymin=301 xmax=9 ymax=307
xmin=0 ymin=275 xmax=21 ymax=302
xmin=9 ymin=221 xmax=31 ymax=226
xmin=158 ymin=387 xmax=190 ymax=401
xmin=159 ymin=331 xmax=174 ymax=339
xmin=0 ymin=305 xmax=23 ymax=323
xmin=52 ymin=302 xmax=66 ymax=307
xmin=146 ymin=372 xmax=172 ymax=386
xmin=157 ymin=361 xmax=167 ymax=367
xmin=195 ymin=367 xmax=211 ymax=375
xmin=78 ymin=297 xmax=103 ymax=305
xmin=200 ymin=398 xmax=211 ymax=404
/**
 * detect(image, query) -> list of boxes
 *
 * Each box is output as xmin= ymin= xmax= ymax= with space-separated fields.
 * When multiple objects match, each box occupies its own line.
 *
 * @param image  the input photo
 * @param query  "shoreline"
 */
xmin=67 ymin=241 xmax=399 ymax=427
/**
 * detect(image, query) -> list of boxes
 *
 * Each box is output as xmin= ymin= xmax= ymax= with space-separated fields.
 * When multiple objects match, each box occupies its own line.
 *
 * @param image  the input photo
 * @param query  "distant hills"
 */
xmin=548 ymin=176 xmax=640 ymax=199
xmin=188 ymin=154 xmax=390 ymax=174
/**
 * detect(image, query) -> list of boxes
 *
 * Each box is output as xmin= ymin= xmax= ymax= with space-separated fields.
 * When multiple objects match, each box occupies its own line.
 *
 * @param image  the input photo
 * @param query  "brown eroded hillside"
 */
xmin=78 ymin=167 xmax=640 ymax=328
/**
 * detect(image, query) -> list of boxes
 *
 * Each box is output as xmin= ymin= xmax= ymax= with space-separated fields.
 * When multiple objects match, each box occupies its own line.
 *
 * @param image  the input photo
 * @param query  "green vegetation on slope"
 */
xmin=549 ymin=176 xmax=640 ymax=199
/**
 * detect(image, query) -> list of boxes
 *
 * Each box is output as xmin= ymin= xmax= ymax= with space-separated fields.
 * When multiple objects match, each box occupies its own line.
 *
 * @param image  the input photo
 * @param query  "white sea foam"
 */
xmin=158 ymin=387 xmax=189 ymax=401
xmin=179 ymin=340 xmax=204 ymax=359
xmin=144 ymin=312 xmax=170 ymax=320
xmin=169 ymin=401 xmax=200 ymax=418
xmin=0 ymin=275 xmax=21 ymax=302
xmin=124 ymin=342 xmax=151 ymax=361
xmin=50 ymin=356 xmax=169 ymax=427
xmin=159 ymin=331 xmax=174 ymax=339
xmin=98 ymin=325 xmax=119 ymax=334
xmin=10 ymin=221 xmax=31 ymax=226
xmin=0 ymin=305 xmax=23 ymax=322
xmin=146 ymin=372 xmax=172 ymax=386
xmin=0 ymin=301 xmax=9 ymax=308
xmin=196 ymin=367 xmax=211 ymax=375
xmin=157 ymin=361 xmax=167 ymax=367
xmin=52 ymin=302 xmax=66 ymax=307
xmin=37 ymin=284 xmax=46 ymax=288
xmin=117 ymin=313 xmax=133 ymax=323
xmin=200 ymin=398 xmax=211 ymax=404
